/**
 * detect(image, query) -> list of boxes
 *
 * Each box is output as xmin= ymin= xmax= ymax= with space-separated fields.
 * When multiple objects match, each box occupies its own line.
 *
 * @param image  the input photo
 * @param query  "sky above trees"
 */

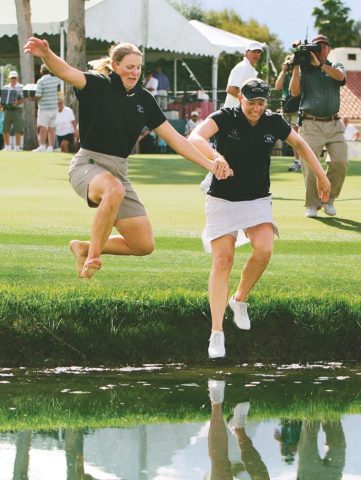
xmin=180 ymin=0 xmax=361 ymax=47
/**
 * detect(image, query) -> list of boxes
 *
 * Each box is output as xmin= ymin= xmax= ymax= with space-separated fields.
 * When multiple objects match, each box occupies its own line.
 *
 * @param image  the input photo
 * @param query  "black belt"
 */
xmin=302 ymin=114 xmax=339 ymax=122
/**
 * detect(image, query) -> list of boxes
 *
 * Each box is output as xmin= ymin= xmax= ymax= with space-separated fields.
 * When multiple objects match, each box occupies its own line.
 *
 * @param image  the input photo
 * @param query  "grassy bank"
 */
xmin=0 ymin=152 xmax=360 ymax=365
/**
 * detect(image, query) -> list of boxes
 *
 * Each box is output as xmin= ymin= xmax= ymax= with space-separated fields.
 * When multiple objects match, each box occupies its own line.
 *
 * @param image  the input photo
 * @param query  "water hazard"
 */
xmin=0 ymin=363 xmax=360 ymax=479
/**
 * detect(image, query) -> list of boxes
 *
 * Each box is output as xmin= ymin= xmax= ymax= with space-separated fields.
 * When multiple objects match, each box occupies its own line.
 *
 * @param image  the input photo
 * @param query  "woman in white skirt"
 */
xmin=189 ymin=78 xmax=330 ymax=359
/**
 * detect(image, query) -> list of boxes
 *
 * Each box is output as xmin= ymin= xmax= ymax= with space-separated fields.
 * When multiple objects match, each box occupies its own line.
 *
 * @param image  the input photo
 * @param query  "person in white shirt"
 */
xmin=144 ymin=70 xmax=158 ymax=97
xmin=224 ymin=41 xmax=264 ymax=108
xmin=342 ymin=116 xmax=360 ymax=141
xmin=185 ymin=111 xmax=201 ymax=137
xmin=55 ymin=98 xmax=78 ymax=152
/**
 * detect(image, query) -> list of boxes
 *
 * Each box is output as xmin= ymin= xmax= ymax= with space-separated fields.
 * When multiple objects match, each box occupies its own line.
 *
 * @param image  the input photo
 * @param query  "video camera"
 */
xmin=292 ymin=39 xmax=321 ymax=67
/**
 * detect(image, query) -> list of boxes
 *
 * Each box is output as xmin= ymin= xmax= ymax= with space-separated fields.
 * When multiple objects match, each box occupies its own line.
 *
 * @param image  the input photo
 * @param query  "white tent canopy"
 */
xmin=0 ymin=0 xmax=217 ymax=56
xmin=0 ymin=0 xmax=264 ymax=105
xmin=190 ymin=19 xmax=254 ymax=55
xmin=189 ymin=20 xmax=268 ymax=106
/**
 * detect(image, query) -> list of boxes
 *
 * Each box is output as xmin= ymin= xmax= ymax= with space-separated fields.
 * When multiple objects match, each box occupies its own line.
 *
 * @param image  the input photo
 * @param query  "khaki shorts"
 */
xmin=37 ymin=109 xmax=57 ymax=128
xmin=3 ymin=109 xmax=24 ymax=133
xmin=68 ymin=148 xmax=147 ymax=221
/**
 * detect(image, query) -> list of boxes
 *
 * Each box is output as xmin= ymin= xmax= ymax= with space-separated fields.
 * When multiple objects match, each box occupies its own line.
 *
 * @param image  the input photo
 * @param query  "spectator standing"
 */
xmin=184 ymin=111 xmax=201 ymax=137
xmin=33 ymin=64 xmax=61 ymax=152
xmin=1 ymin=71 xmax=24 ymax=151
xmin=275 ymin=56 xmax=301 ymax=172
xmin=342 ymin=116 xmax=360 ymax=140
xmin=290 ymin=34 xmax=348 ymax=218
xmin=224 ymin=41 xmax=263 ymax=108
xmin=144 ymin=70 xmax=158 ymax=97
xmin=153 ymin=64 xmax=170 ymax=110
xmin=55 ymin=98 xmax=78 ymax=152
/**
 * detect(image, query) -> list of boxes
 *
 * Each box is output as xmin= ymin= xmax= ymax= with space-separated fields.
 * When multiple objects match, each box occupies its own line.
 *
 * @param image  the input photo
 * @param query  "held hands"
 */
xmin=24 ymin=37 xmax=50 ymax=57
xmin=317 ymin=175 xmax=331 ymax=204
xmin=211 ymin=155 xmax=233 ymax=180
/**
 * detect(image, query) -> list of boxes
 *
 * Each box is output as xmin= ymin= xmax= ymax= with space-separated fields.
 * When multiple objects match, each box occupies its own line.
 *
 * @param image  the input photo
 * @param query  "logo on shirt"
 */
xmin=264 ymin=133 xmax=274 ymax=144
xmin=137 ymin=104 xmax=144 ymax=113
xmin=228 ymin=128 xmax=240 ymax=140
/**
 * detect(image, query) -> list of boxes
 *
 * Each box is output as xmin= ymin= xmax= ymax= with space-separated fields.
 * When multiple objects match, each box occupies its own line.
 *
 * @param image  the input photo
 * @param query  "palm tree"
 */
xmin=312 ymin=0 xmax=357 ymax=47
xmin=15 ymin=0 xmax=37 ymax=149
xmin=65 ymin=0 xmax=86 ymax=120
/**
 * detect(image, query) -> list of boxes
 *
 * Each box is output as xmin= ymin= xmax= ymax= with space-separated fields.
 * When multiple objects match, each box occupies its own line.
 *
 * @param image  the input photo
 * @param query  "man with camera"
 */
xmin=290 ymin=34 xmax=347 ymax=218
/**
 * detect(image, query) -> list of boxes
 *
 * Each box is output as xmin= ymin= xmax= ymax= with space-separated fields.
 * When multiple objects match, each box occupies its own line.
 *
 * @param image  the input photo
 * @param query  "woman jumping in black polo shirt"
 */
xmin=189 ymin=78 xmax=330 ymax=359
xmin=24 ymin=37 xmax=232 ymax=279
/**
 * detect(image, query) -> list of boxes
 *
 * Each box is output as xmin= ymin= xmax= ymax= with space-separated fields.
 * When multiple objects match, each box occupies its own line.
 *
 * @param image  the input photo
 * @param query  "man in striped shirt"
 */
xmin=33 ymin=64 xmax=61 ymax=152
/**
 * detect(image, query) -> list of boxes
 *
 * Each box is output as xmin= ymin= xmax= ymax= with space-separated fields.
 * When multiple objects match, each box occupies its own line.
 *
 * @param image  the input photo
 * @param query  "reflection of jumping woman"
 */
xmin=24 ymin=37 xmax=232 ymax=278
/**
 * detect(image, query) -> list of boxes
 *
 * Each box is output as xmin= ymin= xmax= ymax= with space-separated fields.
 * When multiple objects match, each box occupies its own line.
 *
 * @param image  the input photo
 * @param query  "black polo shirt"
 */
xmin=75 ymin=71 xmax=166 ymax=157
xmin=209 ymin=107 xmax=291 ymax=201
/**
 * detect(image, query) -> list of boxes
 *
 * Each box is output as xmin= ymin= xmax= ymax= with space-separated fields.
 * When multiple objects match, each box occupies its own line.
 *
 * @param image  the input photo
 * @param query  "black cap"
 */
xmin=241 ymin=78 xmax=270 ymax=101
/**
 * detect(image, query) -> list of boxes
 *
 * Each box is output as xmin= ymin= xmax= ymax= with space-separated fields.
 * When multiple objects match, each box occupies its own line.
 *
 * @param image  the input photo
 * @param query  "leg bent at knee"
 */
xmin=252 ymin=244 xmax=273 ymax=264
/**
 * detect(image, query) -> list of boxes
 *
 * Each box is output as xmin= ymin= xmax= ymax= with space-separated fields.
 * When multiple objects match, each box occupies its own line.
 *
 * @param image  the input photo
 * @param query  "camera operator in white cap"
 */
xmin=224 ymin=41 xmax=264 ymax=108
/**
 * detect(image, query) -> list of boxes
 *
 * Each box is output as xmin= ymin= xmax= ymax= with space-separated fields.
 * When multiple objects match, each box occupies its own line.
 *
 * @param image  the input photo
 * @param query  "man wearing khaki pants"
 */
xmin=290 ymin=34 xmax=347 ymax=218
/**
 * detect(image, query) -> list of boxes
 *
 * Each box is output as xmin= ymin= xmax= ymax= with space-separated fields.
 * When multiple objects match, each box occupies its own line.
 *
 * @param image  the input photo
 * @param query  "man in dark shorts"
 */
xmin=55 ymin=98 xmax=78 ymax=152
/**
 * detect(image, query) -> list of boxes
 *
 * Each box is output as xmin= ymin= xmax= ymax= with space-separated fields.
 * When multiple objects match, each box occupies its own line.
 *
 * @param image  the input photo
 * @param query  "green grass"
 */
xmin=0 ymin=151 xmax=360 ymax=364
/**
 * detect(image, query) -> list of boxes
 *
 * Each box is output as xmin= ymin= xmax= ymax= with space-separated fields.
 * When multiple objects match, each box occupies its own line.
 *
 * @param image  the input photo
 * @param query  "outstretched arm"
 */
xmin=154 ymin=121 xmax=232 ymax=180
xmin=188 ymin=117 xmax=220 ymax=159
xmin=24 ymin=37 xmax=86 ymax=89
xmin=286 ymin=129 xmax=330 ymax=203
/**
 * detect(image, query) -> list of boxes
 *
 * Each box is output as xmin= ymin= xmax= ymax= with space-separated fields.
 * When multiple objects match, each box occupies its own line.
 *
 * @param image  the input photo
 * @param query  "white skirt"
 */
xmin=202 ymin=194 xmax=279 ymax=253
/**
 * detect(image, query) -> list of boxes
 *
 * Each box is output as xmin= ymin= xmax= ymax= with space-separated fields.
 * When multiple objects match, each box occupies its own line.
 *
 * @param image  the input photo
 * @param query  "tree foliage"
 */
xmin=171 ymin=2 xmax=285 ymax=94
xmin=312 ymin=0 xmax=358 ymax=47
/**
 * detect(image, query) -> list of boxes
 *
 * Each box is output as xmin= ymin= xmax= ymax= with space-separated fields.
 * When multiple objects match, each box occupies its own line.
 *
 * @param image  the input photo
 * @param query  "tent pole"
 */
xmin=142 ymin=0 xmax=149 ymax=61
xmin=266 ymin=45 xmax=270 ymax=84
xmin=212 ymin=55 xmax=218 ymax=111
xmin=173 ymin=58 xmax=177 ymax=98
xmin=60 ymin=21 xmax=65 ymax=93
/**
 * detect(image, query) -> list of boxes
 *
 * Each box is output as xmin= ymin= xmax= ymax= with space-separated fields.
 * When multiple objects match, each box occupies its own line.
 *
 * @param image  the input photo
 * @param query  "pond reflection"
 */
xmin=207 ymin=379 xmax=350 ymax=480
xmin=0 ymin=364 xmax=360 ymax=479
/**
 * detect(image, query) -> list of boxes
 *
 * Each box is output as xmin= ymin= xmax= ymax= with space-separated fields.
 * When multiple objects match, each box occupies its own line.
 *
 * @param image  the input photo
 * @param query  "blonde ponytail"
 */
xmin=88 ymin=56 xmax=112 ymax=76
xmin=88 ymin=43 xmax=142 ymax=77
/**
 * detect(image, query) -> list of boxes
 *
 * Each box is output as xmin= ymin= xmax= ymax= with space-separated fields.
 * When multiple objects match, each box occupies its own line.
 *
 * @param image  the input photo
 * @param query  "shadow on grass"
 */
xmin=314 ymin=217 xmax=361 ymax=232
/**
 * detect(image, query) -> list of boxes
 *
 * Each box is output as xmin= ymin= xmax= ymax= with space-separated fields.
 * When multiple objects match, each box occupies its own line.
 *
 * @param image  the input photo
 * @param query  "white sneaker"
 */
xmin=46 ymin=146 xmax=54 ymax=152
xmin=323 ymin=203 xmax=336 ymax=216
xmin=208 ymin=379 xmax=225 ymax=404
xmin=2 ymin=145 xmax=12 ymax=151
xmin=228 ymin=402 xmax=250 ymax=432
xmin=208 ymin=331 xmax=226 ymax=359
xmin=228 ymin=295 xmax=251 ymax=330
xmin=13 ymin=146 xmax=21 ymax=151
xmin=305 ymin=206 xmax=318 ymax=218
xmin=32 ymin=145 xmax=47 ymax=152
